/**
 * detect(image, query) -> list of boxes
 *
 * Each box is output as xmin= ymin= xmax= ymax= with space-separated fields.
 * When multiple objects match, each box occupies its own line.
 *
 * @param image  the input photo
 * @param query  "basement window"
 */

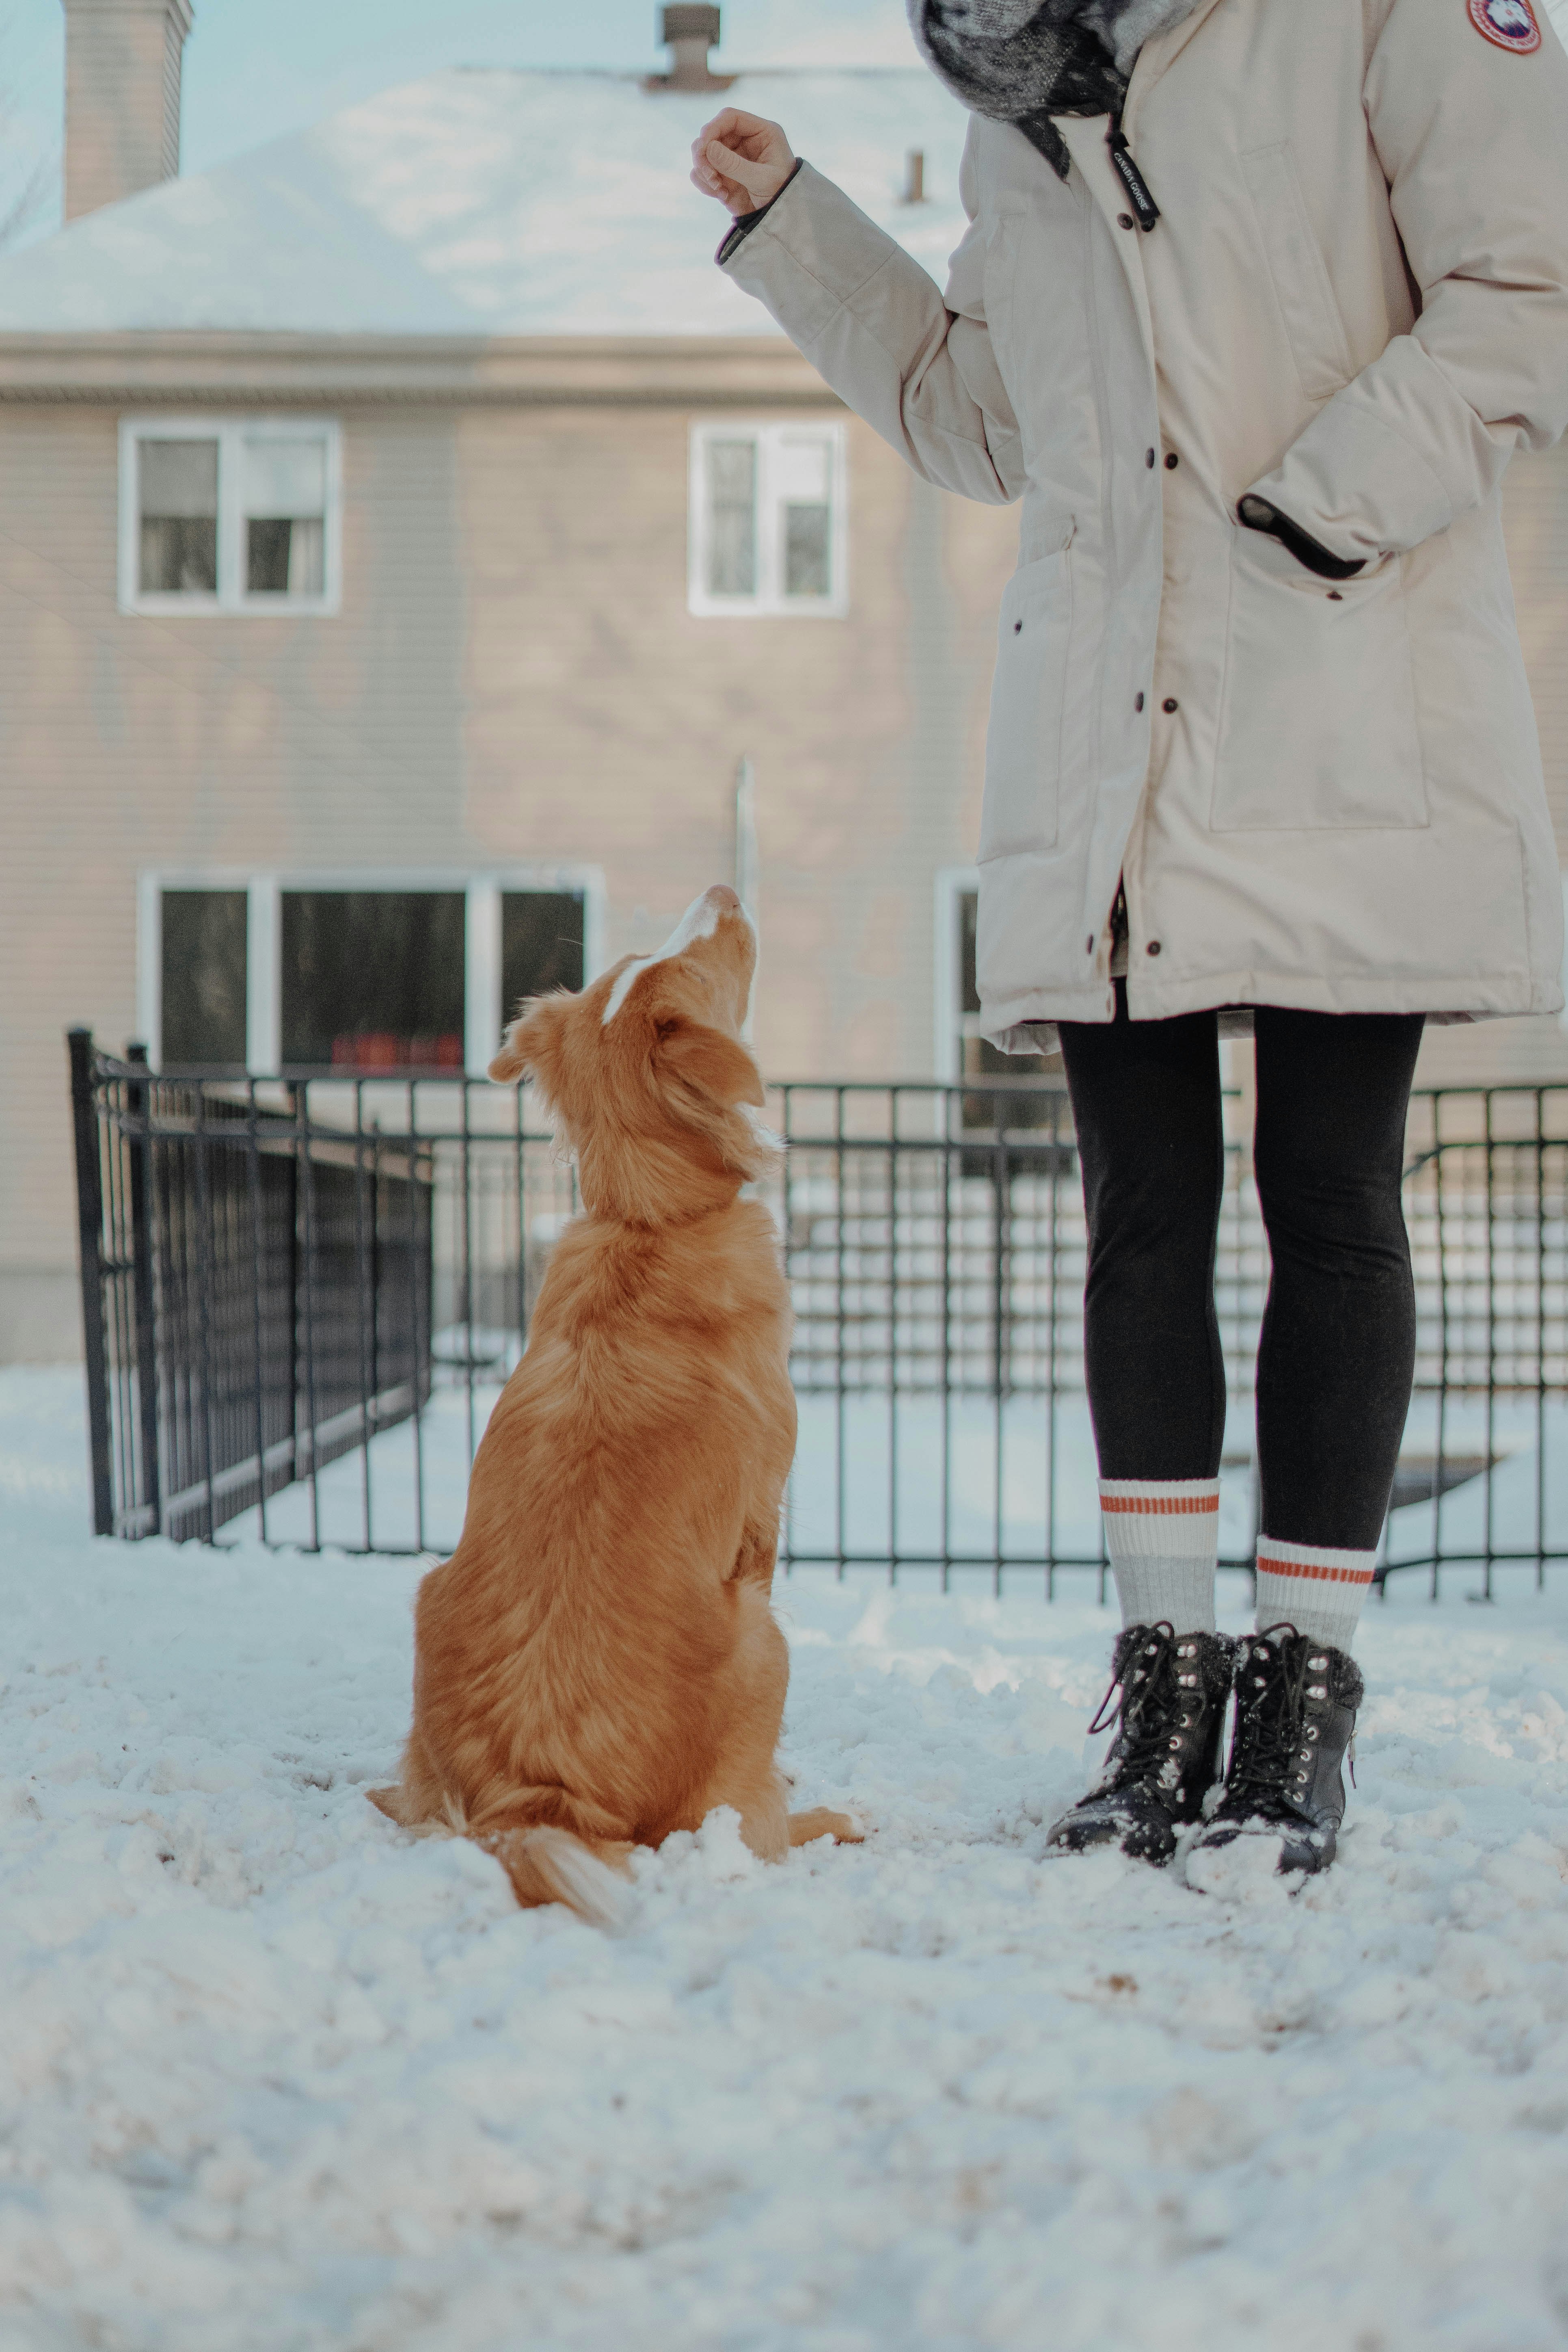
xmin=140 ymin=875 xmax=603 ymax=1073
xmin=119 ymin=417 xmax=341 ymax=615
xmin=688 ymin=420 xmax=847 ymax=618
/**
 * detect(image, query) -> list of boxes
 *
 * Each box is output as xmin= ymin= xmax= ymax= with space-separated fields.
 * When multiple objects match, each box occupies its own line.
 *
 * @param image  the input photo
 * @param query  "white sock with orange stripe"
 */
xmin=1099 ymin=1479 xmax=1219 ymax=1634
xmin=1254 ymin=1537 xmax=1375 ymax=1652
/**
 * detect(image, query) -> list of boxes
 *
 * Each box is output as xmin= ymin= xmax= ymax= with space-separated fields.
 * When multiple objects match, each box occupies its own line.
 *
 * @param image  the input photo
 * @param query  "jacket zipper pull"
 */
xmin=1107 ymin=123 xmax=1160 ymax=232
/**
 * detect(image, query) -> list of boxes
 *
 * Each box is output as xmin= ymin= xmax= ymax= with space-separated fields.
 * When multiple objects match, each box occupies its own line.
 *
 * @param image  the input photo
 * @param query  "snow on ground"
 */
xmin=2 ymin=1367 xmax=1568 ymax=2351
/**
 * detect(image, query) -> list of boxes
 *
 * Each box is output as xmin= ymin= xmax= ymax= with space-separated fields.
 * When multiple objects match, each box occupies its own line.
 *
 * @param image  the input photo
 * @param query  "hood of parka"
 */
xmin=906 ymin=0 xmax=1204 ymax=175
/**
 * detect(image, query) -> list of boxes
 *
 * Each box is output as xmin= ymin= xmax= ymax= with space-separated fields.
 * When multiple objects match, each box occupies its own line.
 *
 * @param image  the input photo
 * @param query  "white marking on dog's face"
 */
xmin=601 ymin=954 xmax=652 ymax=1026
xmin=600 ymin=890 xmax=752 ymax=1026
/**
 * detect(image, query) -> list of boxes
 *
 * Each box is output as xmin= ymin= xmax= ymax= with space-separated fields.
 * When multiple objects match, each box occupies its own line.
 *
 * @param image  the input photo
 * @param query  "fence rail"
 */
xmin=67 ymin=1032 xmax=1568 ymax=1593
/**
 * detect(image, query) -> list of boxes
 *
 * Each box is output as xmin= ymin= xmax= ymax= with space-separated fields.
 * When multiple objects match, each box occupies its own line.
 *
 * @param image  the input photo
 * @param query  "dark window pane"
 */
xmin=281 ymin=891 xmax=465 ymax=1069
xmin=161 ymin=890 xmax=247 ymax=1068
xmin=501 ymin=892 xmax=584 ymax=1019
xmin=959 ymin=889 xmax=981 ymax=1016
xmin=247 ymin=518 xmax=325 ymax=596
xmin=705 ymin=438 xmax=756 ymax=596
xmin=961 ymin=1035 xmax=1058 ymax=1137
xmin=784 ymin=502 xmax=830 ymax=596
xmin=138 ymin=439 xmax=218 ymax=594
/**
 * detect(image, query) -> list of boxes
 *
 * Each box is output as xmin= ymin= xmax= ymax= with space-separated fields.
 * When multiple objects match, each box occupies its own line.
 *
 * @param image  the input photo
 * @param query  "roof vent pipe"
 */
xmin=649 ymin=5 xmax=734 ymax=92
xmin=60 ymin=0 xmax=194 ymax=222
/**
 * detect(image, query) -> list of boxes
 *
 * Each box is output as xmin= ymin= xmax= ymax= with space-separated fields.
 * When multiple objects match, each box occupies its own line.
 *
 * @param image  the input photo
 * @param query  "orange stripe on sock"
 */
xmin=1257 ymin=1556 xmax=1375 ymax=1587
xmin=1101 ymin=1494 xmax=1219 ymax=1515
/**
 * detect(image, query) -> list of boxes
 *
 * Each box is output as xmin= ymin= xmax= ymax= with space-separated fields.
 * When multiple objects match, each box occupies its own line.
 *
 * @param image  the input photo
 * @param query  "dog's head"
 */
xmin=489 ymin=884 xmax=771 ymax=1224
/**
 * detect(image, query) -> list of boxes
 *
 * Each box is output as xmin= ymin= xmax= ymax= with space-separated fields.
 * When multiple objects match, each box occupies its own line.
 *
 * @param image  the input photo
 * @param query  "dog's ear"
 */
xmin=653 ymin=1015 xmax=772 ymax=1179
xmin=488 ymin=992 xmax=572 ymax=1094
xmin=655 ymin=1016 xmax=766 ymax=1112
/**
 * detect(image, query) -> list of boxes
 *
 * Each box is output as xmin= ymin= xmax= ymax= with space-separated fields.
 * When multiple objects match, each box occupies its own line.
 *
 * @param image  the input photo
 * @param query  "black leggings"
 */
xmin=1056 ymin=990 xmax=1424 ymax=1550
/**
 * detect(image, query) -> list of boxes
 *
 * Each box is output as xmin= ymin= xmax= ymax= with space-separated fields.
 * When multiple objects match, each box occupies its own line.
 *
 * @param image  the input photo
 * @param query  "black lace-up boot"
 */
xmin=1045 ymin=1622 xmax=1235 ymax=1865
xmin=1188 ymin=1625 xmax=1364 ymax=1878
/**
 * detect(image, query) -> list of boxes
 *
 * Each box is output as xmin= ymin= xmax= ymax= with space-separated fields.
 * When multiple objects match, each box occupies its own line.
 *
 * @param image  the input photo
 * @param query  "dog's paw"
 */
xmin=788 ymin=1807 xmax=864 ymax=1847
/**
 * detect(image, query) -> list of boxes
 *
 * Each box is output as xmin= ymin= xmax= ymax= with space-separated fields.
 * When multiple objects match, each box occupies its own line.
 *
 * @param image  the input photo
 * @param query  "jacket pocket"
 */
xmin=1242 ymin=142 xmax=1354 ymax=406
xmin=1212 ymin=527 xmax=1428 ymax=832
xmin=981 ymin=549 xmax=1072 ymax=859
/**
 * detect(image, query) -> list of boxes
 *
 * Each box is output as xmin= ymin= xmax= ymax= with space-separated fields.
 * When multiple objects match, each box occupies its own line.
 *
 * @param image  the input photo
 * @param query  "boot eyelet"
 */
xmin=1309 ymin=1655 xmax=1328 ymax=1669
xmin=1308 ymin=1684 xmax=1327 ymax=1700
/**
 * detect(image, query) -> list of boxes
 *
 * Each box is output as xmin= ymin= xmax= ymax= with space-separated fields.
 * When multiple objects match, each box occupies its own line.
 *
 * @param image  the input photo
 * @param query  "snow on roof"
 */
xmin=0 ymin=67 xmax=971 ymax=339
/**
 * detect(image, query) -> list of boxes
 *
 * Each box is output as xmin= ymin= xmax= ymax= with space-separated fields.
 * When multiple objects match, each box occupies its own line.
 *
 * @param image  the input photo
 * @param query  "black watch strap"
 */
xmin=716 ymin=158 xmax=803 ymax=266
xmin=1238 ymin=494 xmax=1366 ymax=582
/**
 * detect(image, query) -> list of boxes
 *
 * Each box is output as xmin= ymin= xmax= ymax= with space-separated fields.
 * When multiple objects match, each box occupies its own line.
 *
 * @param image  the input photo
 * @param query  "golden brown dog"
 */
xmin=370 ymin=884 xmax=859 ymax=1922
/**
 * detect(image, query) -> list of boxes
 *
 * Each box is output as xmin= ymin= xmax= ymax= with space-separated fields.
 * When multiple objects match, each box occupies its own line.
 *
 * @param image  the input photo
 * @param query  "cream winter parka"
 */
xmin=722 ymin=0 xmax=1568 ymax=1047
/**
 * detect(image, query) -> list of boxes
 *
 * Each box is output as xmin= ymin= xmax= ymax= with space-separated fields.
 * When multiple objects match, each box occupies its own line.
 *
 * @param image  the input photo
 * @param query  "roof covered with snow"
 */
xmin=0 ymin=67 xmax=971 ymax=339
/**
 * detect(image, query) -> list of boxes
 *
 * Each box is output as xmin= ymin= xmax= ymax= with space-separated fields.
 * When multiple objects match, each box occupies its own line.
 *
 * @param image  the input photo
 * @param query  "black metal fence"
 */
xmin=68 ymin=1031 xmax=1568 ymax=1592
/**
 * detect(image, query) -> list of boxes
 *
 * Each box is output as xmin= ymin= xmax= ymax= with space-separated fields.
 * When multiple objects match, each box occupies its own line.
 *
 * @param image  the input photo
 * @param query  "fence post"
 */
xmin=125 ymin=1044 xmax=162 ymax=1535
xmin=67 ymin=1028 xmax=114 ymax=1536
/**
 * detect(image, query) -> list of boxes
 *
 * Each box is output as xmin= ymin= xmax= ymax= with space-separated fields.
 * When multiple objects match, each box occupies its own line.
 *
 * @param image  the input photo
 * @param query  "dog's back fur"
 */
xmin=369 ymin=888 xmax=856 ymax=1918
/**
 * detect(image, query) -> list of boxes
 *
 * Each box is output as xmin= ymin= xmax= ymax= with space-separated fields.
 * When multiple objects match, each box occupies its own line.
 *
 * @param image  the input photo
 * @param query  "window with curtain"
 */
xmin=121 ymin=418 xmax=340 ymax=613
xmin=138 ymin=441 xmax=218 ymax=596
xmin=689 ymin=421 xmax=847 ymax=617
xmin=243 ymin=436 xmax=327 ymax=598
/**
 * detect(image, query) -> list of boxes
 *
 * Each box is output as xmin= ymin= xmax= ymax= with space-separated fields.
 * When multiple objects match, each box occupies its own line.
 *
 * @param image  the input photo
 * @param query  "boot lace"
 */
xmin=1223 ymin=1622 xmax=1312 ymax=1815
xmin=1086 ymin=1622 xmax=1186 ymax=1793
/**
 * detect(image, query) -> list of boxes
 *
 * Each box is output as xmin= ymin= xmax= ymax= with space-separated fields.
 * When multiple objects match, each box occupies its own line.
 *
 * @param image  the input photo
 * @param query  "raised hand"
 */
xmin=690 ymin=108 xmax=797 ymax=216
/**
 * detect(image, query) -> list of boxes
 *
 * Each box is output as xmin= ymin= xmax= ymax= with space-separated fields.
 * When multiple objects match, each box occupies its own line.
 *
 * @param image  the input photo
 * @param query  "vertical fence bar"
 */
xmin=294 ymin=1078 xmax=322 ymax=1553
xmin=242 ymin=1076 xmax=270 ymax=1546
xmin=835 ymin=1086 xmax=846 ymax=1579
xmin=940 ymin=1090 xmax=952 ymax=1595
xmin=125 ymin=1045 xmax=162 ymax=1535
xmin=67 ymin=1030 xmax=114 ymax=1536
xmin=408 ymin=1080 xmax=428 ymax=1556
xmin=1536 ymin=1089 xmax=1547 ymax=1590
xmin=887 ymin=1103 xmax=898 ymax=1585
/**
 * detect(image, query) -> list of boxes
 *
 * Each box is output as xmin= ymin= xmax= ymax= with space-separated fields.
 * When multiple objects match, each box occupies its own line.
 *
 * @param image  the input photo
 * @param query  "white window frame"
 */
xmin=118 ymin=414 xmax=343 ymax=617
xmin=138 ymin=868 xmax=607 ymax=1075
xmin=687 ymin=417 xmax=849 ymax=619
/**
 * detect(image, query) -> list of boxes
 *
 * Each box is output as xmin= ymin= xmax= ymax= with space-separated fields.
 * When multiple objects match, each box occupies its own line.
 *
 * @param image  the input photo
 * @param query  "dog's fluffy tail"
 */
xmin=489 ymin=1824 xmax=635 ymax=1929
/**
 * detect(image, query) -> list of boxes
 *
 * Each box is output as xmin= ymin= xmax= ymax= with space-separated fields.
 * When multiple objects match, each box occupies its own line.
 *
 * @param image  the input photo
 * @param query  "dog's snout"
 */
xmin=706 ymin=885 xmax=742 ymax=915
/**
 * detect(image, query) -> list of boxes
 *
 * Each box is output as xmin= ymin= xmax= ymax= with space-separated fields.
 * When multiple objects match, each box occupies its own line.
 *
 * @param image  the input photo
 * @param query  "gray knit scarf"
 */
xmin=907 ymin=0 xmax=1201 ymax=178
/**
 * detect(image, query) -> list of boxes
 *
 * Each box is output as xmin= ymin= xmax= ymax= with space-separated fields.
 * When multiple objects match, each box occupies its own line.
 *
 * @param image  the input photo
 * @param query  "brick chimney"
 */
xmin=61 ymin=0 xmax=195 ymax=222
xmin=648 ymin=5 xmax=734 ymax=93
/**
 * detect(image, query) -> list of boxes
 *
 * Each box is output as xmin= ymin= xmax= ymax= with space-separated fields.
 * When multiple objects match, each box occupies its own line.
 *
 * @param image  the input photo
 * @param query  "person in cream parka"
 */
xmin=691 ymin=0 xmax=1568 ymax=1881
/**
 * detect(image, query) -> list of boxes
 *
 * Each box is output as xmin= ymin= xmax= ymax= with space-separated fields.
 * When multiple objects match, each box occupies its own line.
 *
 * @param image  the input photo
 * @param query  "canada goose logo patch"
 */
xmin=1468 ymin=0 xmax=1542 ymax=50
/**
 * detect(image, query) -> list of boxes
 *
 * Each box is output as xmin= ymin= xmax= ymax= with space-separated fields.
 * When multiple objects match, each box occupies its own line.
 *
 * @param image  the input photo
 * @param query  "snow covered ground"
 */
xmin=2 ymin=1366 xmax=1568 ymax=2351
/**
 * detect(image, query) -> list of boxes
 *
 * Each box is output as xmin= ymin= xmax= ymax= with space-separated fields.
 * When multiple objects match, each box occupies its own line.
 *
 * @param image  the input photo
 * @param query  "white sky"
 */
xmin=2 ymin=0 xmax=1566 ymax=250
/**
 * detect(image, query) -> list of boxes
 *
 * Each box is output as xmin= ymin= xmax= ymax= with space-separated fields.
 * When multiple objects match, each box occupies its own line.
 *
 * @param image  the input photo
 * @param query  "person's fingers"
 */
xmin=705 ymin=136 xmax=770 ymax=190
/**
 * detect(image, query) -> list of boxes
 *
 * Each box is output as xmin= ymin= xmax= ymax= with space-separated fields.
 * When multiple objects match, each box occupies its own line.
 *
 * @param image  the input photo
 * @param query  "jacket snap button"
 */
xmin=1085 ymin=934 xmax=1095 ymax=955
xmin=1162 ymin=697 xmax=1179 ymax=713
xmin=1013 ymin=619 xmax=1023 ymax=633
xmin=1164 ymin=451 xmax=1179 ymax=469
xmin=1147 ymin=940 xmax=1162 ymax=956
xmin=1328 ymin=590 xmax=1344 ymax=601
xmin=1117 ymin=213 xmax=1136 ymax=231
xmin=1134 ymin=691 xmax=1145 ymax=712
xmin=1145 ymin=448 xmax=1156 ymax=468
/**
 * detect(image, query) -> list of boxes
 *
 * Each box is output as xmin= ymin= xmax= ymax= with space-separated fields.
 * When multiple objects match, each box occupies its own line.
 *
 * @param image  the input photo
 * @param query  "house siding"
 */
xmin=0 ymin=397 xmax=1564 ymax=1360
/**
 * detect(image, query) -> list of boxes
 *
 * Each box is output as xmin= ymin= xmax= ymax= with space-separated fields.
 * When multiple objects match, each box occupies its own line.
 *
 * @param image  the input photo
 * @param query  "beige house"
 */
xmin=1 ymin=0 xmax=1566 ymax=1363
